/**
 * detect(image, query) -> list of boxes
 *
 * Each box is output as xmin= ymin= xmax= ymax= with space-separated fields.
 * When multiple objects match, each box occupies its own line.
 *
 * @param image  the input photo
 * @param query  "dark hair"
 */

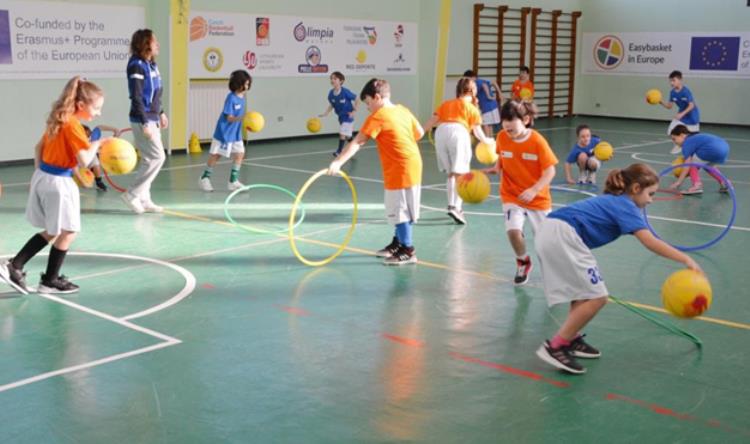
xmin=520 ymin=65 xmax=530 ymax=74
xmin=463 ymin=69 xmax=477 ymax=78
xmin=331 ymin=71 xmax=345 ymax=82
xmin=360 ymin=78 xmax=390 ymax=101
xmin=500 ymin=100 xmax=538 ymax=127
xmin=669 ymin=70 xmax=682 ymax=80
xmin=130 ymin=29 xmax=156 ymax=60
xmin=669 ymin=124 xmax=693 ymax=136
xmin=576 ymin=124 xmax=590 ymax=136
xmin=455 ymin=77 xmax=478 ymax=106
xmin=229 ymin=70 xmax=252 ymax=93
xmin=604 ymin=163 xmax=659 ymax=196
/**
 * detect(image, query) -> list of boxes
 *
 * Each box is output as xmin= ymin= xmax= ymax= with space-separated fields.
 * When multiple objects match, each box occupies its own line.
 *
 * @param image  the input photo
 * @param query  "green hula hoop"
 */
xmin=224 ymin=183 xmax=305 ymax=235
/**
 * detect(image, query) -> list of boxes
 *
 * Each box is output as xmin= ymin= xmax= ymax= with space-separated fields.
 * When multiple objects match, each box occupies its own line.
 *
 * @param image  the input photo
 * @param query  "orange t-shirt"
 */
xmin=435 ymin=98 xmax=482 ymax=132
xmin=360 ymin=104 xmax=423 ymax=190
xmin=41 ymin=116 xmax=89 ymax=169
xmin=495 ymin=129 xmax=558 ymax=210
xmin=511 ymin=80 xmax=534 ymax=101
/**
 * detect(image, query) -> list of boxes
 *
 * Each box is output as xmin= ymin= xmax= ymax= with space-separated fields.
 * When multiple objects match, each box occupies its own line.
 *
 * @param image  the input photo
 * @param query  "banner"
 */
xmin=0 ymin=1 xmax=144 ymax=79
xmin=189 ymin=11 xmax=417 ymax=78
xmin=582 ymin=32 xmax=750 ymax=79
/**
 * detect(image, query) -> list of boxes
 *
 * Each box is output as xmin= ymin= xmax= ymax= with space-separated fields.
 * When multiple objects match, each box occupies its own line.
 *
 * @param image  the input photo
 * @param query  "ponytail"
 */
xmin=604 ymin=163 xmax=659 ymax=196
xmin=500 ymin=99 xmax=538 ymax=127
xmin=45 ymin=76 xmax=103 ymax=137
xmin=456 ymin=77 xmax=478 ymax=107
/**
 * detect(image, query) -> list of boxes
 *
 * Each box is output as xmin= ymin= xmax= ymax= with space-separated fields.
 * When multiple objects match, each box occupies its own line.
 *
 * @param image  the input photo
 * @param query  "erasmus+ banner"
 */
xmin=0 ymin=1 xmax=144 ymax=79
xmin=582 ymin=32 xmax=750 ymax=79
xmin=188 ymin=11 xmax=417 ymax=78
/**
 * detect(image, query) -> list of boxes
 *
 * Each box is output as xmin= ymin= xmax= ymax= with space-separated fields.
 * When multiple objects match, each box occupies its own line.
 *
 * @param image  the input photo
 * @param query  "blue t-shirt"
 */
xmin=213 ymin=93 xmax=246 ymax=143
xmin=328 ymin=87 xmax=357 ymax=124
xmin=682 ymin=133 xmax=730 ymax=164
xmin=548 ymin=194 xmax=648 ymax=249
xmin=565 ymin=136 xmax=601 ymax=163
xmin=669 ymin=86 xmax=700 ymax=125
xmin=475 ymin=78 xmax=498 ymax=113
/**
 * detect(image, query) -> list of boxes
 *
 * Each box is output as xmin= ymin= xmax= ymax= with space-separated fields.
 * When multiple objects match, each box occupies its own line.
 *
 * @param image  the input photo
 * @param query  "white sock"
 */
xmin=446 ymin=176 xmax=456 ymax=208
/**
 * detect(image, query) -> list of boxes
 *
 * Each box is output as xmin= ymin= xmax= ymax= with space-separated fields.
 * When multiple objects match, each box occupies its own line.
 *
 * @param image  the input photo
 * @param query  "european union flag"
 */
xmin=0 ymin=10 xmax=12 ymax=65
xmin=689 ymin=37 xmax=740 ymax=71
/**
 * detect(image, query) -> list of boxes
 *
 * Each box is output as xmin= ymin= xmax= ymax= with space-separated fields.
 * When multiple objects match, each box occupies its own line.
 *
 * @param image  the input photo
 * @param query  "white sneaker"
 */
xmin=121 ymin=193 xmax=145 ymax=214
xmin=141 ymin=200 xmax=164 ymax=213
xmin=586 ymin=172 xmax=596 ymax=184
xmin=199 ymin=177 xmax=214 ymax=192
xmin=577 ymin=172 xmax=588 ymax=184
xmin=670 ymin=145 xmax=682 ymax=155
xmin=228 ymin=180 xmax=244 ymax=191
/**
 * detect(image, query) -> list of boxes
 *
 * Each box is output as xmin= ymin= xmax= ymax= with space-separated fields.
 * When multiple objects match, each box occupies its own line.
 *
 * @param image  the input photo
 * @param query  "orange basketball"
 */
xmin=190 ymin=17 xmax=208 ymax=41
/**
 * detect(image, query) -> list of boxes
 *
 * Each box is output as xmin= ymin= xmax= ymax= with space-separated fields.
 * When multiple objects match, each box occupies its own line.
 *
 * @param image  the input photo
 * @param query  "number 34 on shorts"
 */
xmin=587 ymin=267 xmax=604 ymax=284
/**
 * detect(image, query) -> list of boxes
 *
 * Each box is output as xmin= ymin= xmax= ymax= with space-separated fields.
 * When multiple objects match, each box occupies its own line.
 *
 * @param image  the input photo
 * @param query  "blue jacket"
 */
xmin=127 ymin=56 xmax=163 ymax=123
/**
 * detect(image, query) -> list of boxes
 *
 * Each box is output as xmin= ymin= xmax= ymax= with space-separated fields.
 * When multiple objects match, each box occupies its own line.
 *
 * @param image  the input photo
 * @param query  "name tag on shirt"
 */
xmin=501 ymin=151 xmax=513 ymax=158
xmin=233 ymin=104 xmax=242 ymax=110
xmin=522 ymin=153 xmax=538 ymax=161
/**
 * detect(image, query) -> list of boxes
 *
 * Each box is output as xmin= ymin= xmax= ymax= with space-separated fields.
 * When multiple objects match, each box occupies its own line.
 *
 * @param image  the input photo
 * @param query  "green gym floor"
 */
xmin=1 ymin=117 xmax=748 ymax=443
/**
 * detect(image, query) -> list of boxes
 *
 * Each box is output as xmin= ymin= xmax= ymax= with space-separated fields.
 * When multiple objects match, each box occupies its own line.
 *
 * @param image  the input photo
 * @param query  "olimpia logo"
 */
xmin=293 ymin=21 xmax=334 ymax=42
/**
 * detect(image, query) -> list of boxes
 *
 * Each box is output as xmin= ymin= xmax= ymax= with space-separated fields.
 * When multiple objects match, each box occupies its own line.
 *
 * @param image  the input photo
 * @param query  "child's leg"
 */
xmin=507 ymin=230 xmax=526 ymax=258
xmin=201 ymin=154 xmax=221 ymax=179
xmin=45 ymin=231 xmax=77 ymax=280
xmin=446 ymin=174 xmax=457 ymax=208
xmin=576 ymin=153 xmax=588 ymax=181
xmin=705 ymin=165 xmax=725 ymax=185
xmin=550 ymin=297 xmax=608 ymax=346
xmin=91 ymin=164 xmax=103 ymax=178
xmin=483 ymin=124 xmax=493 ymax=138
xmin=688 ymin=166 xmax=702 ymax=187
xmin=395 ymin=221 xmax=413 ymax=247
xmin=10 ymin=232 xmax=52 ymax=270
xmin=335 ymin=134 xmax=346 ymax=155
xmin=230 ymin=151 xmax=244 ymax=184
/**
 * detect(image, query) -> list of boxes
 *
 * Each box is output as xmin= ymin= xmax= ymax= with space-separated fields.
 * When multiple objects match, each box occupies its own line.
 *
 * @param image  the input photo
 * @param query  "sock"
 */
xmin=336 ymin=138 xmax=345 ymax=154
xmin=550 ymin=334 xmax=571 ymax=349
xmin=201 ymin=167 xmax=213 ymax=179
xmin=688 ymin=167 xmax=702 ymax=187
xmin=706 ymin=167 xmax=724 ymax=186
xmin=45 ymin=246 xmax=68 ymax=281
xmin=395 ymin=222 xmax=413 ymax=248
xmin=446 ymin=176 xmax=456 ymax=208
xmin=95 ymin=177 xmax=105 ymax=185
xmin=230 ymin=164 xmax=240 ymax=183
xmin=516 ymin=254 xmax=529 ymax=262
xmin=11 ymin=234 xmax=49 ymax=269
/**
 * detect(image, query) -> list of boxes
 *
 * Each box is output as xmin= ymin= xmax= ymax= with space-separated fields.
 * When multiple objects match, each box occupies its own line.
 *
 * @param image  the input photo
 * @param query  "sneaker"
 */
xmin=0 ymin=260 xmax=30 ymax=295
xmin=568 ymin=334 xmax=601 ymax=359
xmin=383 ymin=245 xmax=417 ymax=265
xmin=447 ymin=206 xmax=467 ymax=225
xmin=376 ymin=237 xmax=401 ymax=258
xmin=586 ymin=172 xmax=596 ymax=184
xmin=670 ymin=145 xmax=682 ymax=155
xmin=536 ymin=341 xmax=586 ymax=374
xmin=141 ymin=200 xmax=164 ymax=213
xmin=513 ymin=257 xmax=532 ymax=285
xmin=121 ymin=193 xmax=145 ymax=214
xmin=228 ymin=180 xmax=244 ymax=191
xmin=95 ymin=178 xmax=108 ymax=192
xmin=576 ymin=172 xmax=588 ymax=185
xmin=199 ymin=177 xmax=214 ymax=192
xmin=38 ymin=274 xmax=79 ymax=294
xmin=681 ymin=185 xmax=704 ymax=195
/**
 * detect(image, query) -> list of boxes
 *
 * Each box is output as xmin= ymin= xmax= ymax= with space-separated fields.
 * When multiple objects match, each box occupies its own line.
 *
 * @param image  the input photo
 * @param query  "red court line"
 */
xmin=275 ymin=304 xmax=311 ymax=317
xmin=450 ymin=352 xmax=570 ymax=388
xmin=201 ymin=283 xmax=215 ymax=290
xmin=381 ymin=333 xmax=425 ymax=348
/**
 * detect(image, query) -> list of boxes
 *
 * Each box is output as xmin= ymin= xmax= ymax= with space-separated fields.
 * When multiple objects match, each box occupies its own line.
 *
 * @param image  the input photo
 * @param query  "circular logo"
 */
xmin=293 ymin=22 xmax=306 ymax=42
xmin=306 ymin=46 xmax=321 ymax=66
xmin=593 ymin=35 xmax=624 ymax=69
xmin=356 ymin=50 xmax=367 ymax=63
xmin=243 ymin=51 xmax=257 ymax=70
xmin=202 ymin=47 xmax=223 ymax=72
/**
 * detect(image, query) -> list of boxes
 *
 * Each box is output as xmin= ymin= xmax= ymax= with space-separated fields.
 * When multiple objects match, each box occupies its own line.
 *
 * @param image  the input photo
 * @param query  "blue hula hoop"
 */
xmin=644 ymin=162 xmax=737 ymax=252
xmin=224 ymin=183 xmax=306 ymax=235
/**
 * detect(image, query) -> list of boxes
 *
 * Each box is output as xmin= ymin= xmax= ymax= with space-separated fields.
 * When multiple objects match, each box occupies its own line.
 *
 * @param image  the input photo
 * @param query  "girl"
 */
xmin=199 ymin=70 xmax=253 ymax=192
xmin=564 ymin=124 xmax=601 ymax=185
xmin=668 ymin=125 xmax=730 ymax=195
xmin=121 ymin=28 xmax=167 ymax=214
xmin=485 ymin=100 xmax=558 ymax=285
xmin=0 ymin=77 xmax=106 ymax=294
xmin=535 ymin=163 xmax=702 ymax=374
xmin=423 ymin=77 xmax=493 ymax=225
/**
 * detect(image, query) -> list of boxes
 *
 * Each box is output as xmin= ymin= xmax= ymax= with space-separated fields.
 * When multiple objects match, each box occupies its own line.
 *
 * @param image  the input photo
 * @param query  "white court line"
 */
xmin=596 ymin=127 xmax=750 ymax=143
xmin=614 ymin=139 xmax=671 ymax=151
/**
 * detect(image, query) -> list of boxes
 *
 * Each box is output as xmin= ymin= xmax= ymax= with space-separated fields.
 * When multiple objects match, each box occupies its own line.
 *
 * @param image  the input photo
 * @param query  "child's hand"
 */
xmin=685 ymin=257 xmax=703 ymax=274
xmin=482 ymin=167 xmax=498 ymax=175
xmin=327 ymin=160 xmax=342 ymax=176
xmin=518 ymin=186 xmax=539 ymax=203
xmin=668 ymin=181 xmax=681 ymax=190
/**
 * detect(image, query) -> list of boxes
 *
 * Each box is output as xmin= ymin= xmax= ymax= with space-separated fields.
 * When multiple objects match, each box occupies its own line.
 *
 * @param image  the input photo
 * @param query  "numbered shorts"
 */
xmin=502 ymin=203 xmax=548 ymax=233
xmin=209 ymin=139 xmax=245 ymax=158
xmin=385 ymin=185 xmax=421 ymax=225
xmin=435 ymin=123 xmax=472 ymax=174
xmin=339 ymin=121 xmax=354 ymax=138
xmin=667 ymin=119 xmax=699 ymax=135
xmin=25 ymin=169 xmax=81 ymax=236
xmin=535 ymin=218 xmax=609 ymax=306
xmin=481 ymin=108 xmax=500 ymax=125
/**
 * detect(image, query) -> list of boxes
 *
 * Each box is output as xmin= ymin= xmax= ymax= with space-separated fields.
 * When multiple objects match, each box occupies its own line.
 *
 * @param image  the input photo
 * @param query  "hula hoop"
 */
xmin=224 ymin=183 xmax=306 ymax=234
xmin=609 ymin=294 xmax=702 ymax=348
xmin=102 ymin=128 xmax=133 ymax=193
xmin=289 ymin=169 xmax=358 ymax=267
xmin=645 ymin=162 xmax=737 ymax=252
xmin=427 ymin=129 xmax=435 ymax=147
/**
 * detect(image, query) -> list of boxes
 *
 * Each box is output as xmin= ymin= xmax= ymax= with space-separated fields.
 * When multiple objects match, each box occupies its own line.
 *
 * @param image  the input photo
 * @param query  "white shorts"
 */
xmin=209 ymin=139 xmax=245 ymax=158
xmin=535 ymin=218 xmax=609 ymax=306
xmin=339 ymin=121 xmax=354 ymax=138
xmin=481 ymin=108 xmax=500 ymax=125
xmin=667 ymin=119 xmax=700 ymax=135
xmin=502 ymin=203 xmax=549 ymax=233
xmin=435 ymin=123 xmax=472 ymax=174
xmin=385 ymin=185 xmax=421 ymax=225
xmin=25 ymin=169 xmax=81 ymax=236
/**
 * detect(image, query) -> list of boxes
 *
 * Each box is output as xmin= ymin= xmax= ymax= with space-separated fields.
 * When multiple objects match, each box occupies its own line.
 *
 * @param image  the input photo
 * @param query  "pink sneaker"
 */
xmin=681 ymin=184 xmax=704 ymax=195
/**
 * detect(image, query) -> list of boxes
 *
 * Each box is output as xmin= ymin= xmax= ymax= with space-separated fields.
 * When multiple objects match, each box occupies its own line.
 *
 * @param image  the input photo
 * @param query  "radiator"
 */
xmin=188 ymin=80 xmax=226 ymax=141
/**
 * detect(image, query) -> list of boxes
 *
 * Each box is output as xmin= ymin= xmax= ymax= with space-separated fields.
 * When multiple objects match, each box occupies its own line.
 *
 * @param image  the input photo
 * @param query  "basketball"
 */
xmin=672 ymin=155 xmax=685 ymax=178
xmin=73 ymin=167 xmax=95 ymax=188
xmin=457 ymin=170 xmax=491 ymax=204
xmin=520 ymin=88 xmax=533 ymax=100
xmin=646 ymin=89 xmax=662 ymax=105
xmin=661 ymin=269 xmax=712 ymax=318
xmin=99 ymin=138 xmax=137 ymax=175
xmin=593 ymin=141 xmax=614 ymax=161
xmin=190 ymin=16 xmax=208 ymax=41
xmin=475 ymin=141 xmax=498 ymax=165
xmin=306 ymin=117 xmax=322 ymax=133
xmin=244 ymin=111 xmax=265 ymax=133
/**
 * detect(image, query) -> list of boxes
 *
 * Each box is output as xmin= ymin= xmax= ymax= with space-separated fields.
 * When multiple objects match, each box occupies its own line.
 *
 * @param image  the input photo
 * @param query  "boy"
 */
xmin=668 ymin=125 xmax=730 ymax=195
xmin=660 ymin=70 xmax=700 ymax=141
xmin=319 ymin=71 xmax=358 ymax=157
xmin=463 ymin=70 xmax=502 ymax=137
xmin=511 ymin=66 xmax=534 ymax=102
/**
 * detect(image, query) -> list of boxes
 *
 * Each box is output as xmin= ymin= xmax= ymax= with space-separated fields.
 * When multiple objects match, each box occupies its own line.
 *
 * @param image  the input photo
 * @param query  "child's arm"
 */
xmin=33 ymin=137 xmax=44 ymax=169
xmin=482 ymin=158 xmax=502 ymax=175
xmin=492 ymin=81 xmax=503 ymax=102
xmin=96 ymin=124 xmax=120 ymax=135
xmin=518 ymin=164 xmax=555 ymax=203
xmin=328 ymin=131 xmax=369 ymax=175
xmin=482 ymin=82 xmax=494 ymax=100
xmin=319 ymin=105 xmax=333 ymax=118
xmin=564 ymin=162 xmax=575 ymax=184
xmin=634 ymin=229 xmax=702 ymax=272
xmin=668 ymin=154 xmax=693 ymax=189
xmin=471 ymin=125 xmax=494 ymax=146
xmin=422 ymin=113 xmax=439 ymax=133
xmin=660 ymin=99 xmax=673 ymax=110
xmin=675 ymin=101 xmax=695 ymax=120
xmin=76 ymin=138 xmax=108 ymax=168
xmin=226 ymin=113 xmax=243 ymax=123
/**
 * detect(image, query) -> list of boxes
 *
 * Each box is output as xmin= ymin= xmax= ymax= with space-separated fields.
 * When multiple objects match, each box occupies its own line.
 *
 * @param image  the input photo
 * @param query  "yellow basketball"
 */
xmin=672 ymin=155 xmax=685 ymax=178
xmin=593 ymin=141 xmax=614 ymax=161
xmin=99 ymin=138 xmax=137 ymax=175
xmin=475 ymin=141 xmax=498 ymax=165
xmin=520 ymin=87 xmax=533 ymax=100
xmin=244 ymin=111 xmax=265 ymax=133
xmin=646 ymin=89 xmax=662 ymax=105
xmin=73 ymin=167 xmax=95 ymax=188
xmin=457 ymin=170 xmax=491 ymax=204
xmin=661 ymin=269 xmax=712 ymax=318
xmin=306 ymin=117 xmax=322 ymax=133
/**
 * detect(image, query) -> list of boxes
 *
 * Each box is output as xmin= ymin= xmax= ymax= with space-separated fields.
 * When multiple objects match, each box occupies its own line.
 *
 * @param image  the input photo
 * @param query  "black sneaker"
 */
xmin=383 ymin=245 xmax=417 ymax=265
xmin=569 ymin=334 xmax=601 ymax=359
xmin=536 ymin=340 xmax=586 ymax=374
xmin=95 ymin=178 xmax=108 ymax=192
xmin=38 ymin=274 xmax=79 ymax=294
xmin=513 ymin=257 xmax=532 ymax=285
xmin=0 ymin=260 xmax=30 ymax=295
xmin=376 ymin=236 xmax=401 ymax=258
xmin=447 ymin=206 xmax=467 ymax=225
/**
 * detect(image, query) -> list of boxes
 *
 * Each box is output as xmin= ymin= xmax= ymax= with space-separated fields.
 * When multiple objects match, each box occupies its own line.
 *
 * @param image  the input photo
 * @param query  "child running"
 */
xmin=668 ymin=125 xmax=731 ymax=195
xmin=564 ymin=124 xmax=601 ymax=185
xmin=319 ymin=71 xmax=358 ymax=157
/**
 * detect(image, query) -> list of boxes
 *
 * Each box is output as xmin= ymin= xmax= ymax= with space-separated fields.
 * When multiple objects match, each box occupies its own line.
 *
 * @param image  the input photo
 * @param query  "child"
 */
xmin=327 ymin=78 xmax=424 ymax=265
xmin=0 ymin=77 xmax=107 ymax=294
xmin=423 ymin=77 xmax=493 ymax=225
xmin=668 ymin=125 xmax=730 ymax=195
xmin=82 ymin=124 xmax=122 ymax=192
xmin=485 ymin=100 xmax=557 ymax=285
xmin=199 ymin=70 xmax=252 ymax=192
xmin=463 ymin=70 xmax=502 ymax=137
xmin=564 ymin=124 xmax=602 ymax=185
xmin=660 ymin=70 xmax=700 ymax=139
xmin=319 ymin=71 xmax=358 ymax=157
xmin=511 ymin=66 xmax=534 ymax=102
xmin=534 ymin=163 xmax=702 ymax=374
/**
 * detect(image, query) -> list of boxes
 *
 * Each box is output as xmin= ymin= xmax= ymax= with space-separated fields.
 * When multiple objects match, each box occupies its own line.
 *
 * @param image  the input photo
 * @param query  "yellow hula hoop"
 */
xmin=288 ymin=169 xmax=358 ymax=266
xmin=427 ymin=129 xmax=435 ymax=147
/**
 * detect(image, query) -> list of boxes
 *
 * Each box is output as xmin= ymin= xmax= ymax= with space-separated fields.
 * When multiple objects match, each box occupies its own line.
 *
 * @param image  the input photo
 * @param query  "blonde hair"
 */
xmin=455 ymin=77 xmax=478 ymax=107
xmin=604 ymin=163 xmax=659 ymax=196
xmin=45 ymin=76 xmax=103 ymax=138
